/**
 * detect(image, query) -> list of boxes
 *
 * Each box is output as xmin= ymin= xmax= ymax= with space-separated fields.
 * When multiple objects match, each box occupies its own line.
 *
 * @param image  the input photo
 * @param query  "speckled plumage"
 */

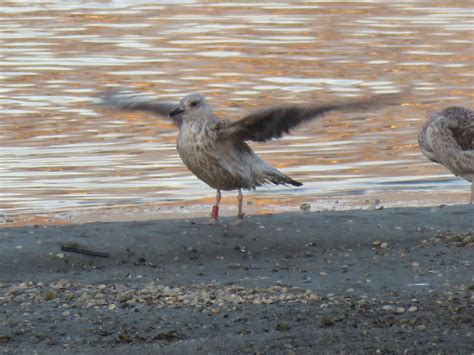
xmin=177 ymin=117 xmax=298 ymax=191
xmin=418 ymin=106 xmax=474 ymax=203
xmin=100 ymin=89 xmax=402 ymax=223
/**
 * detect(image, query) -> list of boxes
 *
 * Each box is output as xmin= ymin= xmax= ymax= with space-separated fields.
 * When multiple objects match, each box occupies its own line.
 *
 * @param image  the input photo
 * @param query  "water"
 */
xmin=1 ymin=1 xmax=473 ymax=219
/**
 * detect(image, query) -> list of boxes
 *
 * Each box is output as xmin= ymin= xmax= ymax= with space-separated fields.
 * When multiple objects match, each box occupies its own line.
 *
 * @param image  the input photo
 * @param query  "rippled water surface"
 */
xmin=1 ymin=1 xmax=473 ymax=219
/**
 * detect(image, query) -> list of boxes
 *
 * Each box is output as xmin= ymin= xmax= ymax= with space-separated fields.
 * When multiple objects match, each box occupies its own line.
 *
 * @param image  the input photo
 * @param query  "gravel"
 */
xmin=0 ymin=205 xmax=473 ymax=353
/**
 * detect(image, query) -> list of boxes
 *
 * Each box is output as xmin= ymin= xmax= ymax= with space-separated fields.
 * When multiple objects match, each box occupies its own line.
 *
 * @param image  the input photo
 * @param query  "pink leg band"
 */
xmin=211 ymin=205 xmax=219 ymax=220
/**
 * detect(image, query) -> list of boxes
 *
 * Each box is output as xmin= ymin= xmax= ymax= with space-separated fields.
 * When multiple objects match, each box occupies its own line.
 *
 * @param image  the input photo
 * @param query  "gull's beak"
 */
xmin=169 ymin=107 xmax=184 ymax=117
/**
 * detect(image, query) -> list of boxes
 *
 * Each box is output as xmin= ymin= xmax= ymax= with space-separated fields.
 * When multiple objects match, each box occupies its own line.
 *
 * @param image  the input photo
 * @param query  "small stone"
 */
xmin=276 ymin=323 xmax=290 ymax=331
xmin=0 ymin=335 xmax=11 ymax=344
xmin=408 ymin=306 xmax=418 ymax=312
xmin=372 ymin=241 xmax=381 ymax=246
xmin=380 ymin=242 xmax=388 ymax=249
xmin=15 ymin=245 xmax=23 ymax=250
xmin=299 ymin=203 xmax=311 ymax=211
xmin=153 ymin=330 xmax=179 ymax=342
xmin=394 ymin=307 xmax=405 ymax=314
xmin=42 ymin=290 xmax=57 ymax=301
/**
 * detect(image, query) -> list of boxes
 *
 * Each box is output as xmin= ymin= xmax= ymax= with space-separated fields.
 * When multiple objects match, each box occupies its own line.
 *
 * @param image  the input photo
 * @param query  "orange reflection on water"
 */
xmin=0 ymin=1 xmax=473 ymax=222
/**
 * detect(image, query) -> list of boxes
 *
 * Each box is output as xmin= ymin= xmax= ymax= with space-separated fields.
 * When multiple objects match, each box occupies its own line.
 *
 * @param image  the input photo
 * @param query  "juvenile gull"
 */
xmin=100 ymin=89 xmax=401 ymax=225
xmin=418 ymin=106 xmax=474 ymax=204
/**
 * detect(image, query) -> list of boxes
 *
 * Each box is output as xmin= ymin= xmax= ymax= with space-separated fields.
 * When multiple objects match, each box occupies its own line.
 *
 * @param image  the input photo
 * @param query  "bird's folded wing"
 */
xmin=217 ymin=93 xmax=403 ymax=142
xmin=448 ymin=110 xmax=474 ymax=151
xmin=98 ymin=89 xmax=181 ymax=126
xmin=429 ymin=116 xmax=474 ymax=173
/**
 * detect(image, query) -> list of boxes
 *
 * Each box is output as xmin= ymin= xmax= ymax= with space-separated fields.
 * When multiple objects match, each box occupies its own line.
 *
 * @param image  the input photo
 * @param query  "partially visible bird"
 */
xmin=418 ymin=106 xmax=474 ymax=204
xmin=99 ymin=89 xmax=402 ymax=225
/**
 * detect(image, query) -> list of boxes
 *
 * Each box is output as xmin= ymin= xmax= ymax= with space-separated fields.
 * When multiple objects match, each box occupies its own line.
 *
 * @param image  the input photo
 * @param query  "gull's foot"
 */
xmin=191 ymin=218 xmax=220 ymax=226
xmin=225 ymin=214 xmax=244 ymax=227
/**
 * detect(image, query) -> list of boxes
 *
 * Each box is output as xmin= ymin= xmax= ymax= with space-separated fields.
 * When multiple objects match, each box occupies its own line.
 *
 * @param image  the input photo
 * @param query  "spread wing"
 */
xmin=98 ymin=89 xmax=181 ymax=127
xmin=217 ymin=93 xmax=403 ymax=142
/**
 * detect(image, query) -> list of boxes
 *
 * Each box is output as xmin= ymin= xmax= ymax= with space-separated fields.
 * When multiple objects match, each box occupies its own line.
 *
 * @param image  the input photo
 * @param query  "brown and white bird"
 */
xmin=100 ymin=89 xmax=401 ymax=225
xmin=418 ymin=106 xmax=474 ymax=204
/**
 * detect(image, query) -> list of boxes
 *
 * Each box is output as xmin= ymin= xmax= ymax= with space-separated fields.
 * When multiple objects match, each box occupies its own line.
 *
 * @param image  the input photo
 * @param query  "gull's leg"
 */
xmin=471 ymin=179 xmax=473 ymax=204
xmin=191 ymin=189 xmax=221 ymax=225
xmin=211 ymin=189 xmax=222 ymax=224
xmin=227 ymin=189 xmax=244 ymax=226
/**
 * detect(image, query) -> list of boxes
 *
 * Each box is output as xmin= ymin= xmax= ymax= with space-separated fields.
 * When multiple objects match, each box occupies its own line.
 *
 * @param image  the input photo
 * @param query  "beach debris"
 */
xmin=276 ymin=323 xmax=291 ymax=331
xmin=153 ymin=330 xmax=180 ymax=342
xmin=59 ymin=243 xmax=110 ymax=258
xmin=426 ymin=232 xmax=474 ymax=248
xmin=0 ymin=335 xmax=11 ymax=344
xmin=320 ymin=316 xmax=344 ymax=328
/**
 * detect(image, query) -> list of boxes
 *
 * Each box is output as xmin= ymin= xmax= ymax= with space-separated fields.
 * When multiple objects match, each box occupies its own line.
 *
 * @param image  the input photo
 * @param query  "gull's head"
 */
xmin=169 ymin=93 xmax=212 ymax=121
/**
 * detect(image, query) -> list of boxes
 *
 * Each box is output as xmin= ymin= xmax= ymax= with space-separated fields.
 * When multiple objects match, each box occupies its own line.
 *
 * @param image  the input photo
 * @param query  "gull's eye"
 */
xmin=190 ymin=101 xmax=199 ymax=108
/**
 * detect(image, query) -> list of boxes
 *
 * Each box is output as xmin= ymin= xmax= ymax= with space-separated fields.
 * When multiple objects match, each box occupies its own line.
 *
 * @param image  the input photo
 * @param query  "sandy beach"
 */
xmin=1 ymin=205 xmax=473 ymax=354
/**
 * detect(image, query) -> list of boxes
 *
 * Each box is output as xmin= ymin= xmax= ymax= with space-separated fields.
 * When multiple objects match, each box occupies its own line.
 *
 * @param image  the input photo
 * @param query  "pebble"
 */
xmin=299 ymin=203 xmax=311 ymax=211
xmin=372 ymin=240 xmax=389 ymax=249
xmin=394 ymin=307 xmax=405 ymax=314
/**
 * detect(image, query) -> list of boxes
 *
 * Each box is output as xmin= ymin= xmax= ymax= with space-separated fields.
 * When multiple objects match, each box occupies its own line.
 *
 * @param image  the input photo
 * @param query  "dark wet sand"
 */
xmin=0 ymin=205 xmax=473 ymax=354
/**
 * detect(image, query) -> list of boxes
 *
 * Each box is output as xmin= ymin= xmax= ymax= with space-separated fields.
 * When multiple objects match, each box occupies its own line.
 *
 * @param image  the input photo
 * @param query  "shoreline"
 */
xmin=1 ymin=205 xmax=473 ymax=353
xmin=1 ymin=189 xmax=470 ymax=228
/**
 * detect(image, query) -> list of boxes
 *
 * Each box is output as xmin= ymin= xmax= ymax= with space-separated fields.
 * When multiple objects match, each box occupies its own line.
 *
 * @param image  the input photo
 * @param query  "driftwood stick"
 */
xmin=59 ymin=243 xmax=110 ymax=258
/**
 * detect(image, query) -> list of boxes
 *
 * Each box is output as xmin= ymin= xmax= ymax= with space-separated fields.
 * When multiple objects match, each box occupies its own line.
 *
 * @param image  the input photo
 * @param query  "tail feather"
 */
xmin=265 ymin=170 xmax=302 ymax=187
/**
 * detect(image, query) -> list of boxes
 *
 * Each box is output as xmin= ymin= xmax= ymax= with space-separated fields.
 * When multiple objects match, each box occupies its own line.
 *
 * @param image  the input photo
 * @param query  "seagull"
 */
xmin=418 ymin=106 xmax=474 ymax=204
xmin=100 ymin=89 xmax=401 ymax=225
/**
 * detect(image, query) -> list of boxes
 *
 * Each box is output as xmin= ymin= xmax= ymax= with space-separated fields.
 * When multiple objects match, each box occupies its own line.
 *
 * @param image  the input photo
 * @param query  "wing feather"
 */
xmin=217 ymin=93 xmax=403 ymax=142
xmin=98 ymin=89 xmax=180 ymax=126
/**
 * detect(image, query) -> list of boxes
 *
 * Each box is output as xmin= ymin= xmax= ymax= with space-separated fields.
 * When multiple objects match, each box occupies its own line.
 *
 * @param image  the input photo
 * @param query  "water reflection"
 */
xmin=0 ymin=1 xmax=473 ymax=216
